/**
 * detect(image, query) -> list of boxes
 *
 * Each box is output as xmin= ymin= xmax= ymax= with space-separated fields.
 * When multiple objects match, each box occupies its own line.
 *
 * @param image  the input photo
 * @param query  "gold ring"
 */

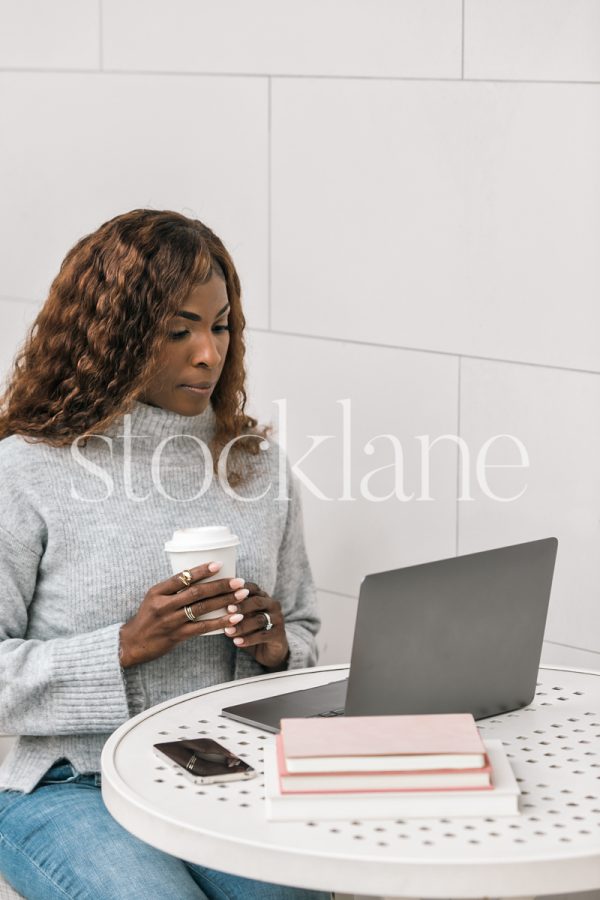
xmin=184 ymin=605 xmax=197 ymax=622
xmin=178 ymin=570 xmax=192 ymax=588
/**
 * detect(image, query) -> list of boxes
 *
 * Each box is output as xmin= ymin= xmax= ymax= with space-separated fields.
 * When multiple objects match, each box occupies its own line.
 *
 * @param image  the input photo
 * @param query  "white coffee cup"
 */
xmin=164 ymin=526 xmax=240 ymax=635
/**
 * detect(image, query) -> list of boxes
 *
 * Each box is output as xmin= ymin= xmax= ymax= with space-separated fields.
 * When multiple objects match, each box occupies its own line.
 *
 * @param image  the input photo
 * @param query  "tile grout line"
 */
xmin=455 ymin=356 xmax=462 ymax=556
xmin=98 ymin=0 xmax=103 ymax=71
xmin=544 ymin=639 xmax=600 ymax=657
xmin=246 ymin=326 xmax=600 ymax=379
xmin=267 ymin=76 xmax=272 ymax=331
xmin=0 ymin=67 xmax=599 ymax=87
xmin=0 ymin=301 xmax=597 ymax=378
xmin=461 ymin=0 xmax=465 ymax=80
xmin=316 ymin=587 xmax=357 ymax=601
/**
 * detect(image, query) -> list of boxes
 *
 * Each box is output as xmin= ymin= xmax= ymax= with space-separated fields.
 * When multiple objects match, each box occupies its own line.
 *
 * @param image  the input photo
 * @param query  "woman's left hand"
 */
xmin=224 ymin=583 xmax=289 ymax=669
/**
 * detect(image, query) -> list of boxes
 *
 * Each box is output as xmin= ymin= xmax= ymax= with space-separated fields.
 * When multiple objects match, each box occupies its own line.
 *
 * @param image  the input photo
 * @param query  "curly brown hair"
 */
xmin=0 ymin=209 xmax=270 ymax=484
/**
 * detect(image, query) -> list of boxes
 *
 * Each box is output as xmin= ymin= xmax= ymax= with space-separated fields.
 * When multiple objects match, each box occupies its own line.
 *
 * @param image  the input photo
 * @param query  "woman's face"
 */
xmin=140 ymin=274 xmax=231 ymax=416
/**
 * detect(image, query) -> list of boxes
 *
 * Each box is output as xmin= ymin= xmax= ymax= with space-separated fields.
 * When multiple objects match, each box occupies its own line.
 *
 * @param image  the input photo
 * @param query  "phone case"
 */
xmin=153 ymin=737 xmax=257 ymax=784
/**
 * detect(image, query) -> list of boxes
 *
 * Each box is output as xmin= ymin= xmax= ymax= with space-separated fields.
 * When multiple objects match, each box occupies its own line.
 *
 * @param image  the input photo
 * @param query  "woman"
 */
xmin=0 ymin=210 xmax=329 ymax=899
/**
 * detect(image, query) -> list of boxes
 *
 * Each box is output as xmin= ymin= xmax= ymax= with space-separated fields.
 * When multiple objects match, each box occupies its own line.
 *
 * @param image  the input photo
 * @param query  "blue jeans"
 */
xmin=0 ymin=760 xmax=331 ymax=900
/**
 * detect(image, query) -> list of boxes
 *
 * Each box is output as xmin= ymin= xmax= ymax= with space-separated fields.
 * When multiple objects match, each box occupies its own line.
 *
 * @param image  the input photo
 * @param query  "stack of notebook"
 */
xmin=265 ymin=713 xmax=520 ymax=821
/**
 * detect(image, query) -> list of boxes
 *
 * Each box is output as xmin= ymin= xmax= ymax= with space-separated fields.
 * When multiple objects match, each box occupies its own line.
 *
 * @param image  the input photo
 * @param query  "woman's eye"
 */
xmin=168 ymin=324 xmax=230 ymax=340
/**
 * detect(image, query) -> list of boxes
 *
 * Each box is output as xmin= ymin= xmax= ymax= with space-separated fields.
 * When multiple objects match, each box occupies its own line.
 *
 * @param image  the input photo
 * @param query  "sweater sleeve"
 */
xmin=273 ymin=459 xmax=321 ymax=671
xmin=0 ymin=506 xmax=144 ymax=737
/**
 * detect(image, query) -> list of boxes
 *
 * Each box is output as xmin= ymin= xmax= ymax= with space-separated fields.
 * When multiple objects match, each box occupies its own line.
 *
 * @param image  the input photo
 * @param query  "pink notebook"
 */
xmin=280 ymin=713 xmax=486 ymax=763
xmin=276 ymin=734 xmax=492 ymax=793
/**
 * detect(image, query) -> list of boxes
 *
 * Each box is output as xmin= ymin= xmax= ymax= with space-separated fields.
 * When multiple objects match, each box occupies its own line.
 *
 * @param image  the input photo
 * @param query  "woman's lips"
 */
xmin=180 ymin=383 xmax=214 ymax=395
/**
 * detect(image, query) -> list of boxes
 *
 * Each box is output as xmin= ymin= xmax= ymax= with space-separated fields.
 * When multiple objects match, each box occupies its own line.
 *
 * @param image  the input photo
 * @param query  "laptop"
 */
xmin=221 ymin=537 xmax=558 ymax=732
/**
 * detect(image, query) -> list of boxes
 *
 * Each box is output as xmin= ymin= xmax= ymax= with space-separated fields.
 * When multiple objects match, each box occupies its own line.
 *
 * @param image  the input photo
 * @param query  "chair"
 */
xmin=0 ymin=875 xmax=23 ymax=899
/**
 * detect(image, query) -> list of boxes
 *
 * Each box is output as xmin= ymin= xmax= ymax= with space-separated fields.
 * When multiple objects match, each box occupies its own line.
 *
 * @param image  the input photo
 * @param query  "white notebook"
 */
xmin=265 ymin=739 xmax=520 ymax=822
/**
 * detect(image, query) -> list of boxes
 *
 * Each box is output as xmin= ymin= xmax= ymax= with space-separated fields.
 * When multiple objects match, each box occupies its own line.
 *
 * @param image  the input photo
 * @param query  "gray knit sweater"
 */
xmin=0 ymin=401 xmax=320 ymax=792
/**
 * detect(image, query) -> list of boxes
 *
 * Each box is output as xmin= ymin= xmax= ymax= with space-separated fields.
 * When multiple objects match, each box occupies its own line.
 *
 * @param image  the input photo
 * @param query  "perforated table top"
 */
xmin=101 ymin=664 xmax=600 ymax=899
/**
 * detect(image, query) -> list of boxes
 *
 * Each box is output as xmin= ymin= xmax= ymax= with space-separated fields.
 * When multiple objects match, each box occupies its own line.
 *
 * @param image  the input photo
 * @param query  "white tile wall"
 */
xmin=1 ymin=2 xmax=598 ymax=669
xmin=245 ymin=329 xmax=459 ymax=599
xmin=0 ymin=73 xmax=269 ymax=326
xmin=459 ymin=358 xmax=600 ymax=653
xmin=541 ymin=641 xmax=600 ymax=671
xmin=316 ymin=590 xmax=358 ymax=665
xmin=271 ymin=78 xmax=600 ymax=372
xmin=0 ymin=298 xmax=39 ymax=387
xmin=465 ymin=0 xmax=600 ymax=82
xmin=0 ymin=0 xmax=99 ymax=71
xmin=102 ymin=0 xmax=462 ymax=79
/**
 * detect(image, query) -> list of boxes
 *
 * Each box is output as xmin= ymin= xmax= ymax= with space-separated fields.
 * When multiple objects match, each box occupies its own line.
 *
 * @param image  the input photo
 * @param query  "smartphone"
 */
xmin=153 ymin=737 xmax=256 ymax=784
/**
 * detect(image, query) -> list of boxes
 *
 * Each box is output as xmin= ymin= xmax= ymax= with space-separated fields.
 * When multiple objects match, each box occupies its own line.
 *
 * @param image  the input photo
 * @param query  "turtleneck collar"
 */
xmin=105 ymin=400 xmax=218 ymax=443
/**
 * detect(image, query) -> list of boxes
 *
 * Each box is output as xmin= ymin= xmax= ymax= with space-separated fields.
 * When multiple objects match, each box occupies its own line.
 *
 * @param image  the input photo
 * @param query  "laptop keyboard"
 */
xmin=313 ymin=707 xmax=345 ymax=717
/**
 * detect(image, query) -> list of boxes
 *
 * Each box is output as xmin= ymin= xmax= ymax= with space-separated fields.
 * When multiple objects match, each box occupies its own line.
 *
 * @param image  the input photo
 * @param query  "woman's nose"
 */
xmin=190 ymin=331 xmax=222 ymax=368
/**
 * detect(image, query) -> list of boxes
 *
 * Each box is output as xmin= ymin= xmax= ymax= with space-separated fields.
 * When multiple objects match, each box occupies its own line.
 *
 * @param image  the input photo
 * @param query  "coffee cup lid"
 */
xmin=165 ymin=526 xmax=240 ymax=553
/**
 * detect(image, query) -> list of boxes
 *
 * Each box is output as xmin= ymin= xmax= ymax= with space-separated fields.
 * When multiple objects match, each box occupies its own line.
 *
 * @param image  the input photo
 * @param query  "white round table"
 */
xmin=101 ymin=664 xmax=600 ymax=899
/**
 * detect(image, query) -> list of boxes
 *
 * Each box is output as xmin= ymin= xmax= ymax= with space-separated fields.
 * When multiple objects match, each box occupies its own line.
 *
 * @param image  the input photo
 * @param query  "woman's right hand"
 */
xmin=118 ymin=562 xmax=249 ymax=668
